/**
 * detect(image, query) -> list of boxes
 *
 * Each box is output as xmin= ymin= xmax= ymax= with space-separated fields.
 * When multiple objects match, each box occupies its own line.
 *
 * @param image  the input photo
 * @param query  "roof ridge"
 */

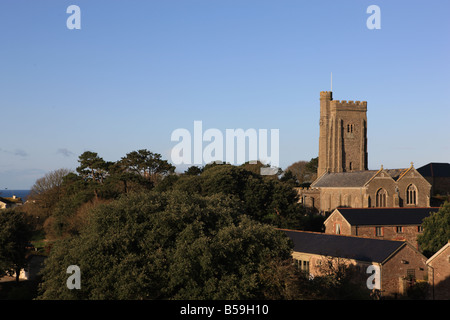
xmin=278 ymin=228 xmax=406 ymax=243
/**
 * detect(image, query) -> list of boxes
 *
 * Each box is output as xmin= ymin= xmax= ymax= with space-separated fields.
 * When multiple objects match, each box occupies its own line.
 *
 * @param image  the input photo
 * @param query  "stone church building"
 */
xmin=298 ymin=91 xmax=431 ymax=214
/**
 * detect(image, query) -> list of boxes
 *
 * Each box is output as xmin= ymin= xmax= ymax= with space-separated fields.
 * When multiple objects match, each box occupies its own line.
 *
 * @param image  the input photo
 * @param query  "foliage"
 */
xmin=406 ymin=281 xmax=429 ymax=300
xmin=37 ymin=191 xmax=294 ymax=300
xmin=165 ymin=163 xmax=319 ymax=230
xmin=417 ymin=202 xmax=450 ymax=257
xmin=283 ymin=157 xmax=318 ymax=186
xmin=304 ymin=257 xmax=371 ymax=300
xmin=0 ymin=209 xmax=34 ymax=282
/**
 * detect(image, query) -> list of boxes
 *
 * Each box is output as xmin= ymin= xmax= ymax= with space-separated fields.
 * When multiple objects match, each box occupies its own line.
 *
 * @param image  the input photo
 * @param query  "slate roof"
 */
xmin=334 ymin=207 xmax=440 ymax=226
xmin=417 ymin=163 xmax=450 ymax=177
xmin=281 ymin=229 xmax=405 ymax=263
xmin=310 ymin=168 xmax=409 ymax=188
xmin=311 ymin=170 xmax=377 ymax=188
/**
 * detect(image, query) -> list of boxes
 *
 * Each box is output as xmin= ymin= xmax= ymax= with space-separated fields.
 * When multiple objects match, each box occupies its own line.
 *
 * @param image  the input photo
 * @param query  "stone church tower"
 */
xmin=297 ymin=90 xmax=431 ymax=213
xmin=317 ymin=91 xmax=368 ymax=177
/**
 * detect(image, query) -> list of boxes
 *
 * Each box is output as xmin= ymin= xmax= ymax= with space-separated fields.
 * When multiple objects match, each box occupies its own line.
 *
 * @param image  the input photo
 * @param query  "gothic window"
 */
xmin=376 ymin=188 xmax=387 ymax=207
xmin=335 ymin=223 xmax=341 ymax=234
xmin=406 ymin=184 xmax=417 ymax=205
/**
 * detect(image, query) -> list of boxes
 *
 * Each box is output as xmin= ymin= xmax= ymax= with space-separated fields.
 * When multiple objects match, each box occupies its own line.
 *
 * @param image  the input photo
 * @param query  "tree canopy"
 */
xmin=37 ymin=191 xmax=294 ymax=300
xmin=418 ymin=202 xmax=450 ymax=257
xmin=0 ymin=209 xmax=33 ymax=282
xmin=27 ymin=149 xmax=331 ymax=300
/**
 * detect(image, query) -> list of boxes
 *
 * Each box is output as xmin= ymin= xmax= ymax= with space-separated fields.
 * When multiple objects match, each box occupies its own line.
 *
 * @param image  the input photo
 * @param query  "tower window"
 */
xmin=347 ymin=124 xmax=355 ymax=133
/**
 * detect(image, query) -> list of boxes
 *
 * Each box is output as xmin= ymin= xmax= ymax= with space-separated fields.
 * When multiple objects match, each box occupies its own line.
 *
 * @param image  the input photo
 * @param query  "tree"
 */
xmin=76 ymin=151 xmax=110 ymax=184
xmin=284 ymin=157 xmax=318 ymax=186
xmin=166 ymin=164 xmax=314 ymax=229
xmin=418 ymin=202 xmax=450 ymax=257
xmin=119 ymin=149 xmax=175 ymax=184
xmin=37 ymin=191 xmax=294 ymax=300
xmin=29 ymin=168 xmax=73 ymax=199
xmin=0 ymin=209 xmax=33 ymax=282
xmin=184 ymin=165 xmax=203 ymax=176
xmin=302 ymin=257 xmax=371 ymax=300
xmin=25 ymin=168 xmax=73 ymax=230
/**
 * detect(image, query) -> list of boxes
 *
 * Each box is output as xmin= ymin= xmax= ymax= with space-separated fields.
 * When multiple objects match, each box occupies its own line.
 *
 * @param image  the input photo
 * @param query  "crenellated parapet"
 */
xmin=330 ymin=99 xmax=367 ymax=111
xmin=320 ymin=91 xmax=333 ymax=100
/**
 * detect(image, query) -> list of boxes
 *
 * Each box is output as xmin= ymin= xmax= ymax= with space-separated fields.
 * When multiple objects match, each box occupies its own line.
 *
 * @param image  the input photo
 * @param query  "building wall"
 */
xmin=427 ymin=244 xmax=450 ymax=300
xmin=324 ymin=211 xmax=352 ymax=235
xmin=324 ymin=211 xmax=424 ymax=248
xmin=296 ymin=188 xmax=321 ymax=212
xmin=355 ymin=225 xmax=423 ymax=249
xmin=292 ymin=247 xmax=428 ymax=299
xmin=319 ymin=187 xmax=367 ymax=213
xmin=381 ymin=244 xmax=428 ymax=298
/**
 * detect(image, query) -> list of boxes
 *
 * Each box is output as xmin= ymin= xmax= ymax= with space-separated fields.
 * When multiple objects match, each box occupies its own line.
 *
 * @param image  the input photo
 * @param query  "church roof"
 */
xmin=311 ymin=168 xmax=408 ymax=188
xmin=311 ymin=170 xmax=376 ymax=188
xmin=281 ymin=229 xmax=405 ymax=263
xmin=333 ymin=207 xmax=440 ymax=226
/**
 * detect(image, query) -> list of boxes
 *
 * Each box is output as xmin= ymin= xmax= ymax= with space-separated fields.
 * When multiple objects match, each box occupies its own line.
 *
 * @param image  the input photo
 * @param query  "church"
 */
xmin=297 ymin=91 xmax=432 ymax=214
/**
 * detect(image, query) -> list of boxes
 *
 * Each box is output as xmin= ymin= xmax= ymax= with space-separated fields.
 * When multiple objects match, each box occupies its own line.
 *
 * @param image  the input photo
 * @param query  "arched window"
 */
xmin=406 ymin=184 xmax=417 ymax=205
xmin=376 ymin=188 xmax=387 ymax=207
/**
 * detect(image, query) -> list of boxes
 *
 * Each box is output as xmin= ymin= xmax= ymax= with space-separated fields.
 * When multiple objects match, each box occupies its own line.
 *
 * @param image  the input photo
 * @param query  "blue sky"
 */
xmin=0 ymin=0 xmax=449 ymax=189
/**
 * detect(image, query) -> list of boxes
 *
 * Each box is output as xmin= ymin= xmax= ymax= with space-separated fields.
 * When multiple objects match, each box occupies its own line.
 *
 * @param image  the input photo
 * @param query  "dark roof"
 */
xmin=310 ymin=169 xmax=408 ymax=188
xmin=281 ymin=229 xmax=405 ymax=263
xmin=417 ymin=163 xmax=450 ymax=177
xmin=335 ymin=207 xmax=440 ymax=226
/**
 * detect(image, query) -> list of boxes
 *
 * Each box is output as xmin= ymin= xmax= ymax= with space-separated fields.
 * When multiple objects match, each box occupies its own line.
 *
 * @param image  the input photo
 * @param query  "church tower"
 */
xmin=317 ymin=91 xmax=368 ymax=177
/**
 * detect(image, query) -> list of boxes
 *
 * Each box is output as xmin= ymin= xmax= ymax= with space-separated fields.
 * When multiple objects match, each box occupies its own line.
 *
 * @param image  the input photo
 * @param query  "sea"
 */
xmin=0 ymin=189 xmax=31 ymax=201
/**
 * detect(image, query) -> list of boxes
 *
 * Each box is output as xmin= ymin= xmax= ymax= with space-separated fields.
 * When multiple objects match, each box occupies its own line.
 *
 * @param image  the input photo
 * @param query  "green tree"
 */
xmin=0 ymin=209 xmax=34 ymax=282
xmin=184 ymin=165 xmax=203 ymax=176
xmin=166 ymin=164 xmax=316 ymax=230
xmin=37 ymin=191 xmax=294 ymax=300
xmin=76 ymin=151 xmax=110 ymax=184
xmin=119 ymin=149 xmax=175 ymax=184
xmin=418 ymin=202 xmax=450 ymax=257
xmin=284 ymin=157 xmax=318 ymax=186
